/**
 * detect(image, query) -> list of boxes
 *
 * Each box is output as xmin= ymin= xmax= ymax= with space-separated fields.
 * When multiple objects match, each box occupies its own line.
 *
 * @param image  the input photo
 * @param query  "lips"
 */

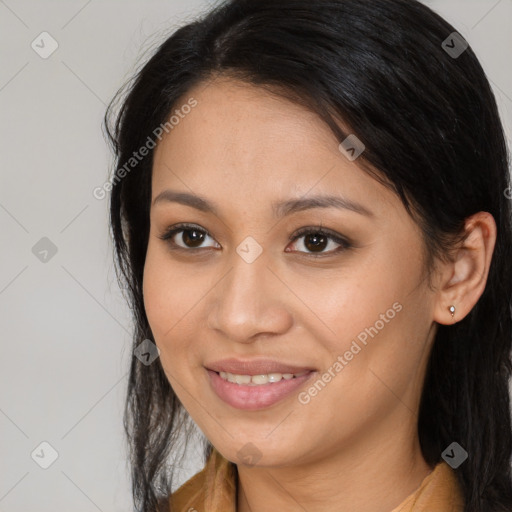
xmin=206 ymin=368 xmax=316 ymax=410
xmin=205 ymin=358 xmax=316 ymax=376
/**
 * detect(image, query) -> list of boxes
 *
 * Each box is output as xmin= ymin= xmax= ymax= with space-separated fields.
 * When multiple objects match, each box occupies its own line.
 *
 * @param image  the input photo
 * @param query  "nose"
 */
xmin=206 ymin=254 xmax=293 ymax=343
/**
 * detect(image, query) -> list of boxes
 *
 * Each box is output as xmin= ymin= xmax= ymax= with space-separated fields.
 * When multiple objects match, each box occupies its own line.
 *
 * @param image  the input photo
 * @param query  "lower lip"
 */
xmin=206 ymin=369 xmax=316 ymax=410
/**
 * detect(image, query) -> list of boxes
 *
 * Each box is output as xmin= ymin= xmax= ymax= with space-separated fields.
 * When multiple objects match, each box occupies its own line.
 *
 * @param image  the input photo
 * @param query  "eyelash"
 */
xmin=158 ymin=222 xmax=352 ymax=258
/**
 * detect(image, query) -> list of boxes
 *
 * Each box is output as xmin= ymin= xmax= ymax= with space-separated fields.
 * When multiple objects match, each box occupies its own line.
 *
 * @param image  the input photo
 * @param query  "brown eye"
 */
xmin=303 ymin=232 xmax=328 ymax=252
xmin=287 ymin=227 xmax=351 ymax=256
xmin=158 ymin=224 xmax=220 ymax=250
xmin=179 ymin=228 xmax=206 ymax=248
xmin=158 ymin=223 xmax=351 ymax=257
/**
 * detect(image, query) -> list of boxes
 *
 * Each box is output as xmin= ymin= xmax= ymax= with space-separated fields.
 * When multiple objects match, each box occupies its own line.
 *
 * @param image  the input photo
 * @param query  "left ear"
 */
xmin=433 ymin=211 xmax=497 ymax=325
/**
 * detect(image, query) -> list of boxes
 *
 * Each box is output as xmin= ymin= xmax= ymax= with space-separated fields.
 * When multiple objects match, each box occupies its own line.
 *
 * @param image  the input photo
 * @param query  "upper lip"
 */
xmin=205 ymin=358 xmax=316 ymax=376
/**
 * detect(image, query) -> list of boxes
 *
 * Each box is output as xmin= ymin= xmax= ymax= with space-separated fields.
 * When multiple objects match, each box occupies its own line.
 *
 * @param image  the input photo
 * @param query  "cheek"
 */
xmin=143 ymin=249 xmax=170 ymax=337
xmin=143 ymin=245 xmax=191 ymax=333
xmin=303 ymin=257 xmax=404 ymax=349
xmin=313 ymin=239 xmax=427 ymax=368
xmin=142 ymin=245 xmax=210 ymax=372
xmin=320 ymin=260 xmax=430 ymax=416
xmin=142 ymin=247 xmax=188 ymax=351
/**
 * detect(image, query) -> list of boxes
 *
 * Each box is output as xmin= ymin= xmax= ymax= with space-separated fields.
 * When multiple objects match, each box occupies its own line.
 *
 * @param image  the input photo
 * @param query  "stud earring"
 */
xmin=448 ymin=305 xmax=456 ymax=318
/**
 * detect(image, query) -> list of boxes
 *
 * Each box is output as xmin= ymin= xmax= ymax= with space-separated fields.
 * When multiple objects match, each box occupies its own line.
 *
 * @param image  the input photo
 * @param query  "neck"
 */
xmin=236 ymin=412 xmax=433 ymax=512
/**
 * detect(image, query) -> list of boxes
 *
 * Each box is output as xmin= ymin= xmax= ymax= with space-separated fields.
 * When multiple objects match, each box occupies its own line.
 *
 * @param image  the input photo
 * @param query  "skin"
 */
xmin=143 ymin=75 xmax=496 ymax=512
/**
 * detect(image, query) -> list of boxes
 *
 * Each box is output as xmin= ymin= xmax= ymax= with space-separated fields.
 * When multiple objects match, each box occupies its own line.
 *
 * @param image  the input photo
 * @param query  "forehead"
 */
xmin=151 ymin=76 xmax=398 ymax=217
xmin=154 ymin=77 xmax=334 ymax=166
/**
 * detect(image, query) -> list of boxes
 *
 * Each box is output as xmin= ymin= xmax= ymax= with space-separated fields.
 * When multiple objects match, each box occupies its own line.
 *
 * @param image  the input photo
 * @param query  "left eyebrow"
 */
xmin=272 ymin=194 xmax=374 ymax=218
xmin=152 ymin=190 xmax=216 ymax=213
xmin=151 ymin=190 xmax=374 ymax=218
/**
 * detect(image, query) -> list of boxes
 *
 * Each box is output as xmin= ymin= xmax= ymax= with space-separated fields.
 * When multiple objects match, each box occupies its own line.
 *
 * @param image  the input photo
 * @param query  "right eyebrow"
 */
xmin=152 ymin=189 xmax=374 ymax=219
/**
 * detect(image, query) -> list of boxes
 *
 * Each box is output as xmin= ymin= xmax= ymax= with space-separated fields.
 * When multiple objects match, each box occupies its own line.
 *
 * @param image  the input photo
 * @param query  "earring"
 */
xmin=448 ymin=305 xmax=456 ymax=318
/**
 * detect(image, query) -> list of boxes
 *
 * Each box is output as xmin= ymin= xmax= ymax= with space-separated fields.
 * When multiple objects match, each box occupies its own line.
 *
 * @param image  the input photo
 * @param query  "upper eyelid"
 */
xmin=159 ymin=223 xmax=350 ymax=251
xmin=160 ymin=223 xmax=343 ymax=241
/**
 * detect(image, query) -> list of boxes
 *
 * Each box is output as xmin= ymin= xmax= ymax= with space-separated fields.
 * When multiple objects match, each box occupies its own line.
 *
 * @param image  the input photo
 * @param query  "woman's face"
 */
xmin=143 ymin=76 xmax=439 ymax=466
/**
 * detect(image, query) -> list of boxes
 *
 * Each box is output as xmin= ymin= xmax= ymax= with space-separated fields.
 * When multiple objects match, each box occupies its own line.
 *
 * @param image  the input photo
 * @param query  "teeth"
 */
xmin=218 ymin=371 xmax=309 ymax=385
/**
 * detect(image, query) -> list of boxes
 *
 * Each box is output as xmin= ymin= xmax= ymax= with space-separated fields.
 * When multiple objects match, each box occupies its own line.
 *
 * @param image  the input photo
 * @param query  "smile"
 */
xmin=206 ymin=369 xmax=316 ymax=410
xmin=218 ymin=370 xmax=310 ymax=385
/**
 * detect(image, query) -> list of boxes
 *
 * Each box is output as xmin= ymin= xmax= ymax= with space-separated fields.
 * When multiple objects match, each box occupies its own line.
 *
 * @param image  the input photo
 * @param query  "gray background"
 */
xmin=1 ymin=1 xmax=511 ymax=511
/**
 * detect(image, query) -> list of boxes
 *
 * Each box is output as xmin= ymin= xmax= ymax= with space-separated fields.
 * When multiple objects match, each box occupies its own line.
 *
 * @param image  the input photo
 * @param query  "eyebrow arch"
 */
xmin=152 ymin=190 xmax=374 ymax=218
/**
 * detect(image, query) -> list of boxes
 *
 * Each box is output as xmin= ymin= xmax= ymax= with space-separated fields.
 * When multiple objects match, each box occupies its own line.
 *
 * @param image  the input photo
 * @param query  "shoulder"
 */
xmin=168 ymin=447 xmax=237 ymax=511
xmin=168 ymin=459 xmax=211 ymax=511
xmin=391 ymin=461 xmax=465 ymax=512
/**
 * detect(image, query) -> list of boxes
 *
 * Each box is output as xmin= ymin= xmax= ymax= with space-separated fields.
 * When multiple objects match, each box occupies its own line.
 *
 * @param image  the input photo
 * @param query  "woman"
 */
xmin=103 ymin=0 xmax=512 ymax=510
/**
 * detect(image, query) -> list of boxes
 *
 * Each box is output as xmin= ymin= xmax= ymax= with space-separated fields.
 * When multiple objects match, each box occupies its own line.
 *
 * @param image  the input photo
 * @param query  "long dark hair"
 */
xmin=103 ymin=0 xmax=512 ymax=510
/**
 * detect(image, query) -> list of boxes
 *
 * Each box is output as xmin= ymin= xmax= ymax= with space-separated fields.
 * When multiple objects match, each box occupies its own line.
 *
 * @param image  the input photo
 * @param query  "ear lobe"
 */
xmin=433 ymin=211 xmax=497 ymax=325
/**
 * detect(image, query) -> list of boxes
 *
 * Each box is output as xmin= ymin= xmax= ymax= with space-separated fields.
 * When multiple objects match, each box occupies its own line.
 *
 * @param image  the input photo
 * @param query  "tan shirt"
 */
xmin=169 ymin=447 xmax=465 ymax=511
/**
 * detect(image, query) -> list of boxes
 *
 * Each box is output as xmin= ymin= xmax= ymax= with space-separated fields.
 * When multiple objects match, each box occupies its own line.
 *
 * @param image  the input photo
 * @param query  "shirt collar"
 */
xmin=170 ymin=446 xmax=465 ymax=511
